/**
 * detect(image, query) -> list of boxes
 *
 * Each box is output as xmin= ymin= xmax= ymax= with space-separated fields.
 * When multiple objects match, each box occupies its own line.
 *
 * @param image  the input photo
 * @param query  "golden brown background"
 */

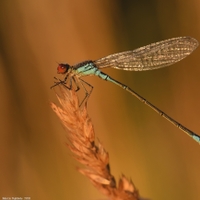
xmin=0 ymin=1 xmax=200 ymax=200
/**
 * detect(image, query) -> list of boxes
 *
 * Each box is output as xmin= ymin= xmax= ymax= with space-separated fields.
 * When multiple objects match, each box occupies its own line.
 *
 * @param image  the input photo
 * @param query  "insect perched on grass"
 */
xmin=51 ymin=36 xmax=200 ymax=144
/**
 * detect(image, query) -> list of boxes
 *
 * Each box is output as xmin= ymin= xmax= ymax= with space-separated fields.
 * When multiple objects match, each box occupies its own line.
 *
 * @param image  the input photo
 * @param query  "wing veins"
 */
xmin=94 ymin=36 xmax=198 ymax=71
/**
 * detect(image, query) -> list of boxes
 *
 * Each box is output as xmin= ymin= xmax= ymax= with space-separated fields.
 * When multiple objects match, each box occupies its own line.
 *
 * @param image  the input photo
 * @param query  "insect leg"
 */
xmin=78 ymin=78 xmax=93 ymax=106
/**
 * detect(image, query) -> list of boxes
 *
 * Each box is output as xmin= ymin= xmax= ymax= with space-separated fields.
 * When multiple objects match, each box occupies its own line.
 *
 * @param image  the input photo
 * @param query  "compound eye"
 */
xmin=57 ymin=64 xmax=69 ymax=74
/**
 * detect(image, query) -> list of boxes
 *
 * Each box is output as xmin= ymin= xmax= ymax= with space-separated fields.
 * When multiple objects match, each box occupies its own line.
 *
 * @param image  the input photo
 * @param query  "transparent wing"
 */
xmin=94 ymin=36 xmax=198 ymax=71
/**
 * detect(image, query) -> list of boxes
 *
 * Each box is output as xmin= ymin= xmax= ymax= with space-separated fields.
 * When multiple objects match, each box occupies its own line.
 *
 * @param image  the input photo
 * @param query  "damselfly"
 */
xmin=52 ymin=36 xmax=200 ymax=144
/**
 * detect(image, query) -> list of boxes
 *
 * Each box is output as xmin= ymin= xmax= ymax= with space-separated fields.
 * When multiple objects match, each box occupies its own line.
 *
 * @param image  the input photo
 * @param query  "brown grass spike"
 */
xmin=50 ymin=85 xmax=140 ymax=200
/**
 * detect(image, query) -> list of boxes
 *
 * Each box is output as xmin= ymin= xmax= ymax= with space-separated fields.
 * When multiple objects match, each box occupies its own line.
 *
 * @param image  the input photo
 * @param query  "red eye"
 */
xmin=57 ymin=64 xmax=69 ymax=74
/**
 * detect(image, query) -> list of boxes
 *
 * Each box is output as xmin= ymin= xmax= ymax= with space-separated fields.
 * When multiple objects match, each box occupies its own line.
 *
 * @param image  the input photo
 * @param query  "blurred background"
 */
xmin=0 ymin=0 xmax=200 ymax=200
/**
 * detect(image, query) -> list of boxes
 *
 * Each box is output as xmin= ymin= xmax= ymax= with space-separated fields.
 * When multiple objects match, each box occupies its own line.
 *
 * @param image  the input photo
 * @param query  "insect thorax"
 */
xmin=73 ymin=60 xmax=98 ymax=77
